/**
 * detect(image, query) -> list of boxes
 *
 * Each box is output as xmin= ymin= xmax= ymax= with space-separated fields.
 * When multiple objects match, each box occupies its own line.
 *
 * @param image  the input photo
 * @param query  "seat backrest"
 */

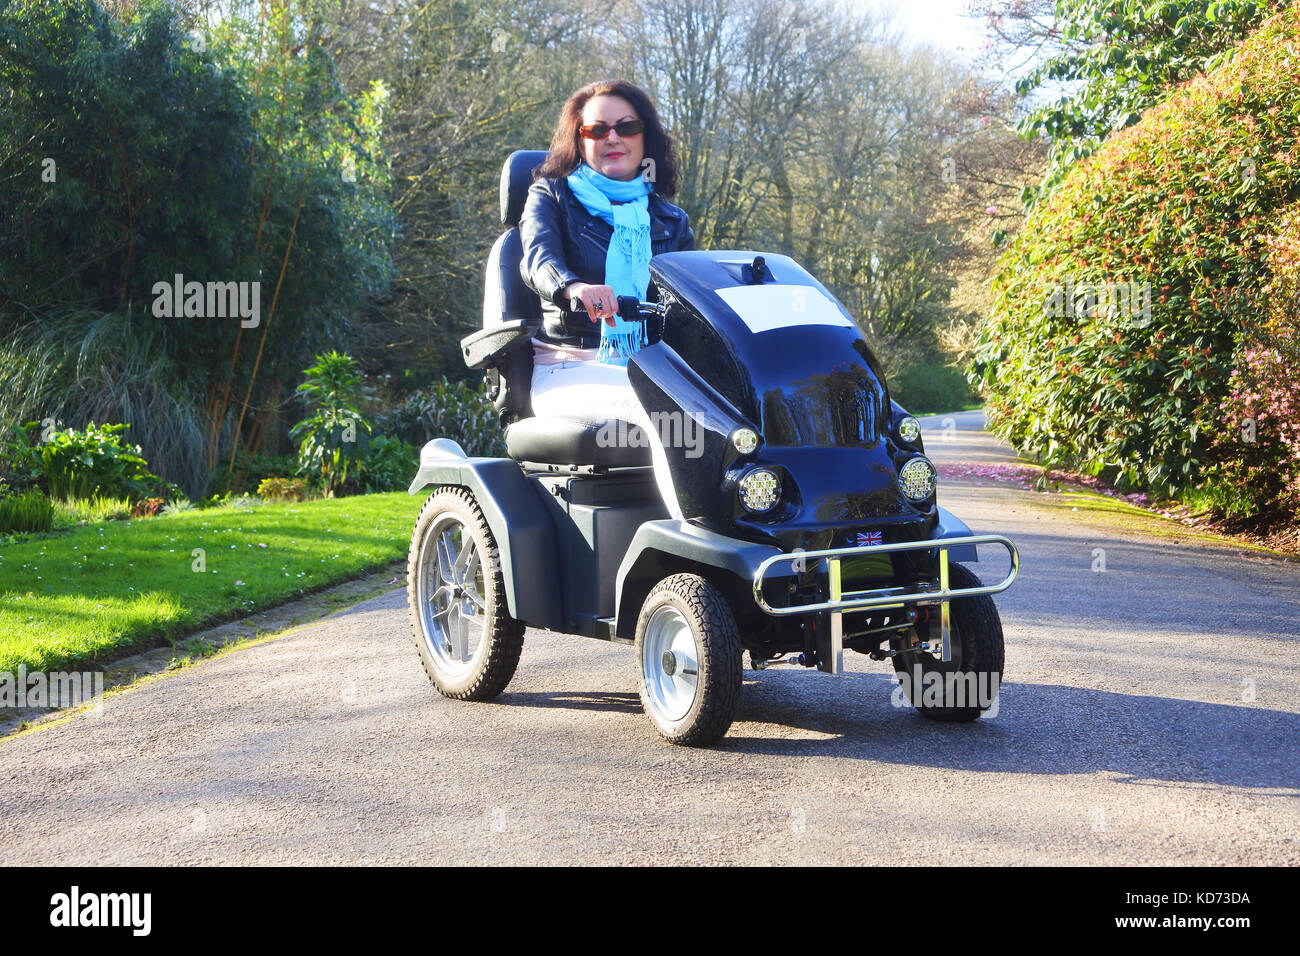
xmin=483 ymin=230 xmax=540 ymax=330
xmin=483 ymin=149 xmax=549 ymax=331
xmin=501 ymin=149 xmax=549 ymax=230
xmin=482 ymin=150 xmax=548 ymax=426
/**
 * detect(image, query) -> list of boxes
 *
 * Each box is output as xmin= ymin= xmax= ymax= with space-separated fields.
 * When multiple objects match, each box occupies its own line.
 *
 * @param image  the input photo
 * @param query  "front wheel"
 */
xmin=634 ymin=573 xmax=742 ymax=746
xmin=407 ymin=487 xmax=524 ymax=701
xmin=891 ymin=562 xmax=1004 ymax=721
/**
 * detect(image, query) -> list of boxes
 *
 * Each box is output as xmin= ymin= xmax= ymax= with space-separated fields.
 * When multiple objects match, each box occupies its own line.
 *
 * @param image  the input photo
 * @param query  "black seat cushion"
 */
xmin=505 ymin=416 xmax=653 ymax=467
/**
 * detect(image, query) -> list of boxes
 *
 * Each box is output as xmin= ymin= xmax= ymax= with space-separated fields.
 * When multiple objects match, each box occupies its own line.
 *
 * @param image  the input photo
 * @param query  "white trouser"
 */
xmin=530 ymin=360 xmax=681 ymax=518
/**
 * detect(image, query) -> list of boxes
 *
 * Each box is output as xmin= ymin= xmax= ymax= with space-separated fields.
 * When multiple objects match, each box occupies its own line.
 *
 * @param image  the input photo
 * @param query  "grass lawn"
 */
xmin=0 ymin=492 xmax=425 ymax=673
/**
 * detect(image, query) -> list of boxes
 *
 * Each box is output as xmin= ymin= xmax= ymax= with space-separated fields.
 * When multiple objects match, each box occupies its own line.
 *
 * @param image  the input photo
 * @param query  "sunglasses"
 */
xmin=578 ymin=119 xmax=644 ymax=140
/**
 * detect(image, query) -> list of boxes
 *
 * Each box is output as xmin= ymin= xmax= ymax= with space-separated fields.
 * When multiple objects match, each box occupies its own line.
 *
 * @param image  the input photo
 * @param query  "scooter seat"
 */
xmin=505 ymin=416 xmax=653 ymax=468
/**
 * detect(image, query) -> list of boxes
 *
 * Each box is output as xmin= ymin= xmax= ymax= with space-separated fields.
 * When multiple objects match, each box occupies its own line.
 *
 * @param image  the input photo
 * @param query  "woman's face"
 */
xmin=579 ymin=94 xmax=645 ymax=181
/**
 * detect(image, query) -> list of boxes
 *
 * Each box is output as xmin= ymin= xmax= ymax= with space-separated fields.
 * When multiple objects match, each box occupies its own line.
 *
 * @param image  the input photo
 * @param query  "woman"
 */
xmin=518 ymin=79 xmax=696 ymax=431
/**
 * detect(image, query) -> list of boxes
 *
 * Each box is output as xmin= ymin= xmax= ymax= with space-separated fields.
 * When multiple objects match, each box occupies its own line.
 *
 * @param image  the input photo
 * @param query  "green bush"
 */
xmin=291 ymin=351 xmax=374 ymax=497
xmin=256 ymin=477 xmax=308 ymax=502
xmin=361 ymin=436 xmax=419 ymax=493
xmin=1178 ymin=476 xmax=1263 ymax=522
xmin=210 ymin=452 xmax=300 ymax=497
xmin=888 ymin=361 xmax=975 ymax=415
xmin=0 ymin=489 xmax=55 ymax=534
xmin=3 ymin=421 xmax=164 ymax=502
xmin=377 ymin=377 xmax=507 ymax=458
xmin=972 ymin=6 xmax=1300 ymax=495
xmin=0 ymin=421 xmax=42 ymax=491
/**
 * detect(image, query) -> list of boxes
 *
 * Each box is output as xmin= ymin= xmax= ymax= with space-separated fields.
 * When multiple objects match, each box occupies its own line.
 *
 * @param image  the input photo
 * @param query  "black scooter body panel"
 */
xmin=630 ymin=250 xmax=938 ymax=556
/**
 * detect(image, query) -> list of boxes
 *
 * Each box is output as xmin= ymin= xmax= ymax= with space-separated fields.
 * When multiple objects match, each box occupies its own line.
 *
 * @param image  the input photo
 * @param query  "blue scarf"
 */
xmin=565 ymin=161 xmax=652 ymax=365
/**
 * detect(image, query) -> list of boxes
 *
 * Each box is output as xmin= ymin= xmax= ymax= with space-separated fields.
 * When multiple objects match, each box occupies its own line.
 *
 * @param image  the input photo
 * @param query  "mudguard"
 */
xmin=614 ymin=519 xmax=793 ymax=639
xmin=408 ymin=440 xmax=564 ymax=630
xmin=935 ymin=507 xmax=979 ymax=562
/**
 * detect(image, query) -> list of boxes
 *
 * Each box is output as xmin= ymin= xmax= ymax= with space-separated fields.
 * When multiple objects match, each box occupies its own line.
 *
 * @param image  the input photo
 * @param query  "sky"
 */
xmin=868 ymin=0 xmax=992 ymax=60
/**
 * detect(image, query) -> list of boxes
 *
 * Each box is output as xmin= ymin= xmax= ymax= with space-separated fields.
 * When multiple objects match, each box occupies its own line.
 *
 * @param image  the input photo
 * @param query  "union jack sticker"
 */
xmin=854 ymin=531 xmax=884 ymax=546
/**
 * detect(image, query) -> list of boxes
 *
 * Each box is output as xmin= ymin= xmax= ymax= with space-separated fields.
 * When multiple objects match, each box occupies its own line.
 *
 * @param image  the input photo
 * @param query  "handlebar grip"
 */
xmin=567 ymin=294 xmax=643 ymax=314
xmin=566 ymin=293 xmax=644 ymax=315
xmin=616 ymin=295 xmax=641 ymax=323
xmin=562 ymin=293 xmax=663 ymax=341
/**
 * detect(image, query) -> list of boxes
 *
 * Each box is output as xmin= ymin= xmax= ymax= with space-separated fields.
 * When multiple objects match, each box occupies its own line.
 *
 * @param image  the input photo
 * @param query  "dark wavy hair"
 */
xmin=533 ymin=79 xmax=680 ymax=199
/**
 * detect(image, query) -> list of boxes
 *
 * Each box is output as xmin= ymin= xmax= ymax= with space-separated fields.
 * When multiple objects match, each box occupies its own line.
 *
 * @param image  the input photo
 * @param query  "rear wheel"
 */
xmin=634 ymin=573 xmax=742 ymax=746
xmin=891 ymin=562 xmax=1004 ymax=721
xmin=408 ymin=487 xmax=524 ymax=701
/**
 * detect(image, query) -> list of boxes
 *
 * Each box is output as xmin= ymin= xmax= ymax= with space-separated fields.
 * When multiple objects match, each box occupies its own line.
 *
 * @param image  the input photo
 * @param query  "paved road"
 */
xmin=2 ymin=412 xmax=1297 ymax=864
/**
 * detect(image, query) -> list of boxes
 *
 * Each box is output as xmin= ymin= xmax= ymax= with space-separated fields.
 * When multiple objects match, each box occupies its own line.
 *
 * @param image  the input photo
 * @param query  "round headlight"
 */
xmin=898 ymin=456 xmax=936 ymax=501
xmin=897 ymin=416 xmax=922 ymax=444
xmin=731 ymin=428 xmax=759 ymax=455
xmin=738 ymin=468 xmax=780 ymax=512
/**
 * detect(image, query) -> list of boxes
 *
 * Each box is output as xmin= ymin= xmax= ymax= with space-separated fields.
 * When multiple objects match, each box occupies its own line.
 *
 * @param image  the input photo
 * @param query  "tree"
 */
xmin=318 ymin=0 xmax=593 ymax=385
xmin=617 ymin=0 xmax=1039 ymax=366
xmin=971 ymin=0 xmax=1283 ymax=207
xmin=0 ymin=0 xmax=395 ymax=493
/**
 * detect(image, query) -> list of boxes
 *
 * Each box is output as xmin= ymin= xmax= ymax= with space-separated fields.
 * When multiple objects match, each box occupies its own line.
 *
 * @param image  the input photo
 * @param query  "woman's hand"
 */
xmin=565 ymin=282 xmax=618 ymax=326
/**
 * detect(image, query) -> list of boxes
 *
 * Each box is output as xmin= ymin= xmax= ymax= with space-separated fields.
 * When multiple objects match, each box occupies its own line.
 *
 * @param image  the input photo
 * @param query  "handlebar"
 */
xmin=566 ymin=294 xmax=666 ymax=320
xmin=563 ymin=294 xmax=667 ymax=340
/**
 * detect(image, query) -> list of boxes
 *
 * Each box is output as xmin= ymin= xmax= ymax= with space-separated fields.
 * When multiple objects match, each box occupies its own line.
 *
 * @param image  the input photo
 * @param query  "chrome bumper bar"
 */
xmin=750 ymin=534 xmax=1019 ymax=673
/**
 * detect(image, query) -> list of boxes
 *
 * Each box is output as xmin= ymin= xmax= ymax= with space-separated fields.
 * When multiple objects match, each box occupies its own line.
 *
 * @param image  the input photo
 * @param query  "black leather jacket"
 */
xmin=518 ymin=175 xmax=696 ymax=348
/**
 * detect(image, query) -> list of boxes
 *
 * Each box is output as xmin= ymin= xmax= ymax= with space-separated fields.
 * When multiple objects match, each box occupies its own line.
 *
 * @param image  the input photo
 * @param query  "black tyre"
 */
xmin=407 ymin=487 xmax=524 ymax=701
xmin=634 ymin=573 xmax=742 ymax=746
xmin=891 ymin=562 xmax=1004 ymax=721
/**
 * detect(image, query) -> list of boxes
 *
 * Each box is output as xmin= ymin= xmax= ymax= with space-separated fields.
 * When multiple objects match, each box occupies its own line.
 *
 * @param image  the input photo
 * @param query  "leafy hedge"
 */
xmin=972 ymin=5 xmax=1300 ymax=495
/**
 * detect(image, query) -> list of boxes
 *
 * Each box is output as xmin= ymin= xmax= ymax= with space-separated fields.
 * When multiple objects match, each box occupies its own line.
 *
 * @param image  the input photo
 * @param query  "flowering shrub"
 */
xmin=1202 ymin=209 xmax=1300 ymax=522
xmin=972 ymin=6 xmax=1300 ymax=496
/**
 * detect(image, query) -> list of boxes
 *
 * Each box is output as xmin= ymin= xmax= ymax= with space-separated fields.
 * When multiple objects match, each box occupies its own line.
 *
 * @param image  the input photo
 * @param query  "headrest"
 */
xmin=500 ymin=149 xmax=550 ymax=227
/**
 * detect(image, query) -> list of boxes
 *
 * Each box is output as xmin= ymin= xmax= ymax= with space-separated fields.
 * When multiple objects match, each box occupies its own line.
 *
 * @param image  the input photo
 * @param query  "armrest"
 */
xmin=460 ymin=320 xmax=534 ymax=370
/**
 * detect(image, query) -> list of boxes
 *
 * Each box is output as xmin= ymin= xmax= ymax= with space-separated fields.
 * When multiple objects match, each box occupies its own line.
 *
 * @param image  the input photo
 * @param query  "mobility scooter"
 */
xmin=405 ymin=150 xmax=1019 ymax=746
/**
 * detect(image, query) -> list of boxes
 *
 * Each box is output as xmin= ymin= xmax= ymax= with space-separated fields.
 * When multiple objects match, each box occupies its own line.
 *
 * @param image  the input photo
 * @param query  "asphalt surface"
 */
xmin=2 ymin=410 xmax=1297 ymax=865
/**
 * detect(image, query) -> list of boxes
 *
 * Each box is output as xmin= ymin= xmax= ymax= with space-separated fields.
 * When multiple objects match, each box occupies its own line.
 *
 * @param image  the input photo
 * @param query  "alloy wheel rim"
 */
xmin=418 ymin=513 xmax=488 ymax=678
